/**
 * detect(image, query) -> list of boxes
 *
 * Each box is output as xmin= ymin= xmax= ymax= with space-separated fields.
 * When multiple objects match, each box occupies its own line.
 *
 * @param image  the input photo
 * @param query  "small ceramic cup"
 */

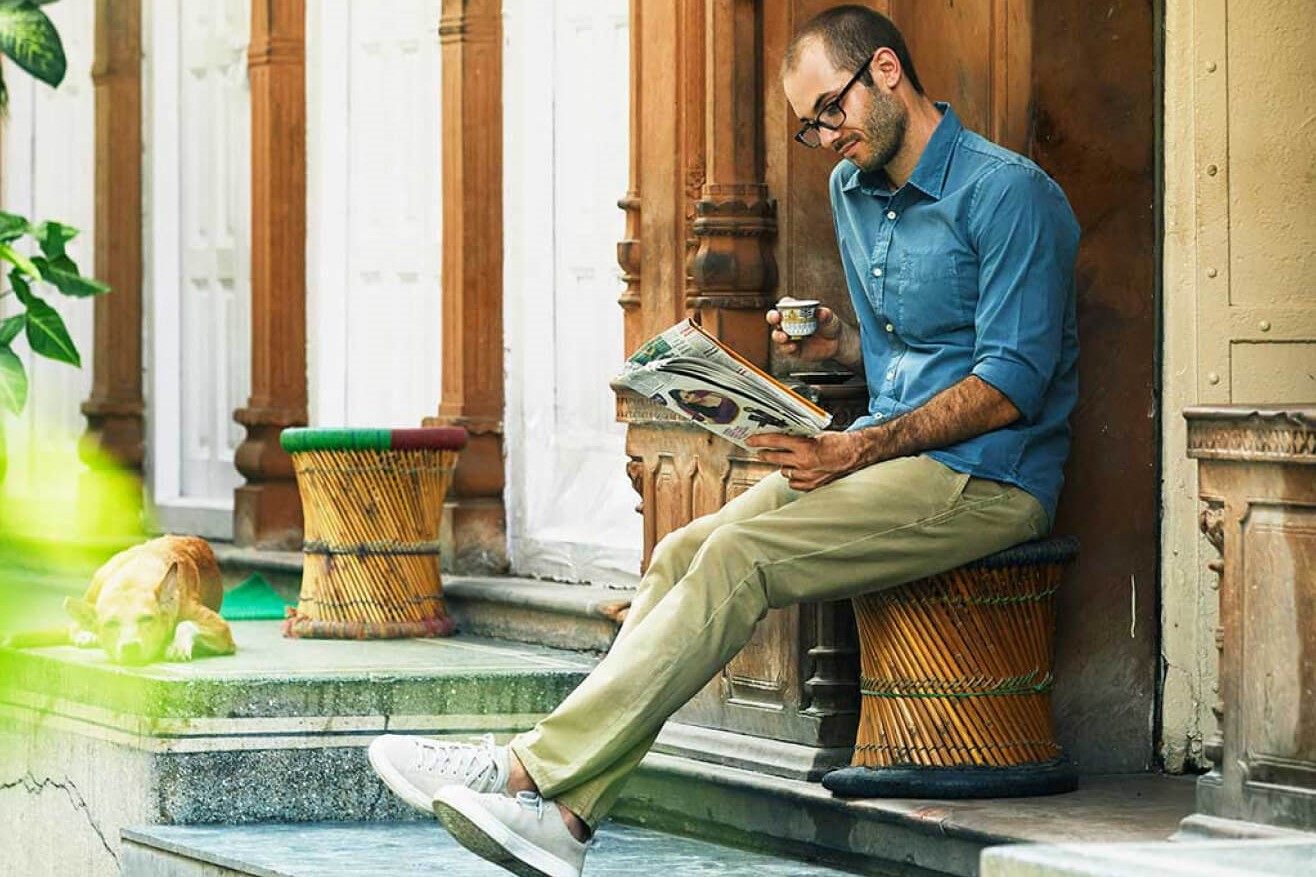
xmin=777 ymin=298 xmax=820 ymax=339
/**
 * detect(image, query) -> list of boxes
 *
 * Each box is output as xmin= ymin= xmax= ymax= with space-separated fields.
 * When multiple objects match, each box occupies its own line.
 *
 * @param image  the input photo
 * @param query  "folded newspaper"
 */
xmin=613 ymin=319 xmax=832 ymax=449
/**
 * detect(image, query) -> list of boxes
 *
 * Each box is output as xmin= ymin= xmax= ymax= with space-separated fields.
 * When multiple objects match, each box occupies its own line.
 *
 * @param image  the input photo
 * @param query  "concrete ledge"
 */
xmin=442 ymin=576 xmax=628 ymax=652
xmin=0 ymin=624 xmax=594 ymax=877
xmin=980 ymin=838 xmax=1316 ymax=876
xmin=212 ymin=543 xmax=630 ymax=653
xmin=614 ymin=753 xmax=1197 ymax=877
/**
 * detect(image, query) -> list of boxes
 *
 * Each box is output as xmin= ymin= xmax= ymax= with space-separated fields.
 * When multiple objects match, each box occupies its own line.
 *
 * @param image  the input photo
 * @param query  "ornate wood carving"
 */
xmin=425 ymin=0 xmax=507 ymax=573
xmin=233 ymin=0 xmax=308 ymax=549
xmin=1199 ymin=497 xmax=1226 ymax=766
xmin=688 ymin=0 xmax=776 ymax=369
xmin=81 ymin=0 xmax=145 ymax=513
xmin=1186 ymin=406 xmax=1316 ymax=833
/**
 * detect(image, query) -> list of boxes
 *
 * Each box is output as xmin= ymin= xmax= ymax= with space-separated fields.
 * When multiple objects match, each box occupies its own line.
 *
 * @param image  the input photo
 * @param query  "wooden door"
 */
xmin=146 ymin=0 xmax=253 ymax=538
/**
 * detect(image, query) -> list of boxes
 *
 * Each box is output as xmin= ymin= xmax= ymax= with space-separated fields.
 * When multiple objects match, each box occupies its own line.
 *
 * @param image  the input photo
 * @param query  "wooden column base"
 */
xmin=425 ymin=417 xmax=507 ymax=574
xmin=439 ymin=498 xmax=507 ymax=575
xmin=78 ymin=402 xmax=146 ymax=542
xmin=233 ymin=413 xmax=303 ymax=550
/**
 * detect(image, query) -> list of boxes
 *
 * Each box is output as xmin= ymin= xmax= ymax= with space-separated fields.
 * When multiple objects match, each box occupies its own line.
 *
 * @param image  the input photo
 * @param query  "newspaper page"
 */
xmin=615 ymin=319 xmax=832 ymax=449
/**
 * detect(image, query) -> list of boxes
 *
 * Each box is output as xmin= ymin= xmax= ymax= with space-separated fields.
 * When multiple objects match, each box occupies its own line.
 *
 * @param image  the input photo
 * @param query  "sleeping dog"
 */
xmin=3 ymin=535 xmax=236 ymax=665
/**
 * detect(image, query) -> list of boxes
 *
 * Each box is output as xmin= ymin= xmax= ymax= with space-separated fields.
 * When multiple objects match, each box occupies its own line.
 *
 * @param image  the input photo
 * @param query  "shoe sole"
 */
xmin=366 ymin=742 xmax=437 ymax=814
xmin=433 ymin=794 xmax=579 ymax=877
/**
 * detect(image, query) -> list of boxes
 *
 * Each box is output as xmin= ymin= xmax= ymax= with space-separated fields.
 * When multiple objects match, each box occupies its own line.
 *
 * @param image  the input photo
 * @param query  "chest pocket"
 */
xmin=896 ymin=250 xmax=974 ymax=340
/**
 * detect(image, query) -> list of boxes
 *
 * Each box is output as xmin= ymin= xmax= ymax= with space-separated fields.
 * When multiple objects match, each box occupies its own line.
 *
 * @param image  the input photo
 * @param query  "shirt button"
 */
xmin=871 ymin=267 xmax=883 ymax=277
xmin=886 ymin=370 xmax=895 ymax=379
xmin=886 ymin=210 xmax=897 ymax=220
xmin=885 ymin=323 xmax=894 ymax=333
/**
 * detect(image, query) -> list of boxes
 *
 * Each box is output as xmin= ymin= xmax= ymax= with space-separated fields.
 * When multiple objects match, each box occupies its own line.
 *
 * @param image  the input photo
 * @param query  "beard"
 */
xmin=851 ymin=88 xmax=907 ymax=174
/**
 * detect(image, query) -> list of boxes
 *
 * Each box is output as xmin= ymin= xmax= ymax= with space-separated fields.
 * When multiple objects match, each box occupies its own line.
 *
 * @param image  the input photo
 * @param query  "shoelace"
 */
xmin=514 ymin=791 xmax=596 ymax=848
xmin=514 ymin=790 xmax=546 ymax=819
xmin=414 ymin=735 xmax=501 ymax=786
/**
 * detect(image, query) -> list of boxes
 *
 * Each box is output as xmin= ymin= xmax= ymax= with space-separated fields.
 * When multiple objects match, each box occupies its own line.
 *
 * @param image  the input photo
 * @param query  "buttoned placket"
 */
xmin=865 ymin=187 xmax=907 ymax=399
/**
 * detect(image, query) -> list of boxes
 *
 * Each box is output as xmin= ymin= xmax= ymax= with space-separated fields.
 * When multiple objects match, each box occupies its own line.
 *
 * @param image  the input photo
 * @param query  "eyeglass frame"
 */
xmin=793 ymin=54 xmax=875 ymax=148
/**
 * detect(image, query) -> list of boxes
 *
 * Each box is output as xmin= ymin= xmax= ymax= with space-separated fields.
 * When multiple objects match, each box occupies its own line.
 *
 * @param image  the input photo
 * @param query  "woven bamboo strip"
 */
xmin=926 ymin=571 xmax=1036 ymax=764
xmin=888 ymin=587 xmax=1011 ymax=766
xmin=935 ymin=570 xmax=1046 ymax=764
xmin=863 ymin=592 xmax=989 ymax=767
xmin=877 ymin=595 xmax=986 ymax=767
xmin=290 ymin=445 xmax=455 ymax=630
xmin=852 ymin=559 xmax=1064 ymax=769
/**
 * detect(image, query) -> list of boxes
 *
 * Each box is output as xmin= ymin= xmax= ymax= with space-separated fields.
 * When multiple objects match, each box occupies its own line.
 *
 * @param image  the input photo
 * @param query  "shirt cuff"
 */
xmin=972 ymin=356 xmax=1045 ymax=421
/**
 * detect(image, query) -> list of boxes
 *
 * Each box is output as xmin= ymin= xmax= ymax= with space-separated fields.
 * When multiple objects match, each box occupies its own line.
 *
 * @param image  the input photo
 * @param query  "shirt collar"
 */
xmin=839 ymin=102 xmax=962 ymax=199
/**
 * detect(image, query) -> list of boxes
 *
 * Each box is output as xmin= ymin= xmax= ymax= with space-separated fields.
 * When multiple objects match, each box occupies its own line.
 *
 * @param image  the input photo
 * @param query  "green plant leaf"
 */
xmin=31 ymin=254 xmax=108 ymax=297
xmin=23 ymin=293 xmax=79 ymax=366
xmin=34 ymin=220 xmax=77 ymax=259
xmin=9 ymin=268 xmax=33 ymax=305
xmin=0 ymin=313 xmax=22 ymax=345
xmin=0 ymin=343 xmax=26 ymax=414
xmin=0 ymin=211 xmax=30 ymax=242
xmin=0 ymin=1 xmax=66 ymax=88
xmin=0 ymin=241 xmax=39 ymax=279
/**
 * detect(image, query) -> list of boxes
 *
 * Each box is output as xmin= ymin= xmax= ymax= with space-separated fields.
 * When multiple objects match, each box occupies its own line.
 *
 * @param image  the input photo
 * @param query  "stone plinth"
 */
xmin=1185 ymin=406 xmax=1316 ymax=835
xmin=0 ymin=622 xmax=591 ymax=877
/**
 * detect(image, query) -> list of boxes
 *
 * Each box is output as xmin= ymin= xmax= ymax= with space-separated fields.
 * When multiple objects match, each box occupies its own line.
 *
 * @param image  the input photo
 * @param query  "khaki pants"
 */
xmin=509 ymin=454 xmax=1048 ymax=827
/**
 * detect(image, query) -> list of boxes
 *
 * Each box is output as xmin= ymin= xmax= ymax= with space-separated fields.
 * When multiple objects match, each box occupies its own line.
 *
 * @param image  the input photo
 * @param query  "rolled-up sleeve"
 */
xmin=969 ymin=165 xmax=1080 ymax=422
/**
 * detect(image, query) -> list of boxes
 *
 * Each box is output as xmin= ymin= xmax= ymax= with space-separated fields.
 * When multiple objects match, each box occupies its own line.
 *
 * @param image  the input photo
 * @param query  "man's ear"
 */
xmin=156 ymin=564 xmax=180 ymax=616
xmin=63 ymin=596 xmax=98 ymax=630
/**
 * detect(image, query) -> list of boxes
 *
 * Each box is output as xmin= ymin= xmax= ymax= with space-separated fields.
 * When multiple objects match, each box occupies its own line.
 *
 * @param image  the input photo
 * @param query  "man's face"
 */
xmin=783 ymin=40 xmax=908 ymax=174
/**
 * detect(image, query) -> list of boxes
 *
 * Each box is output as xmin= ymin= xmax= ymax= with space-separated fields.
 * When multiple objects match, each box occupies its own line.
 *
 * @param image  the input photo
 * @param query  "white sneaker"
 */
xmin=367 ymin=733 xmax=509 ymax=812
xmin=433 ymin=786 xmax=588 ymax=877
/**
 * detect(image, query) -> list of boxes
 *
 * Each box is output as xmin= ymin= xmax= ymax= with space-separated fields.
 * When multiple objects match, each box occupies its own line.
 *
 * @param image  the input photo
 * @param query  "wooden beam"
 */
xmin=426 ymin=0 xmax=507 ymax=573
xmin=80 ymin=0 xmax=145 ymax=532
xmin=233 ymin=0 xmax=308 ymax=549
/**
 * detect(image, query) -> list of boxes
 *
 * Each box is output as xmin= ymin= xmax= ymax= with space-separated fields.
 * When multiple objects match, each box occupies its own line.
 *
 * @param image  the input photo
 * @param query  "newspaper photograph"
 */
xmin=614 ymin=319 xmax=832 ymax=449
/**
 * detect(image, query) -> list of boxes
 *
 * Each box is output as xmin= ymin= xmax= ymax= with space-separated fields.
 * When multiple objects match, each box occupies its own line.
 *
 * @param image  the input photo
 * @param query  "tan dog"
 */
xmin=10 ymin=536 xmax=237 ymax=665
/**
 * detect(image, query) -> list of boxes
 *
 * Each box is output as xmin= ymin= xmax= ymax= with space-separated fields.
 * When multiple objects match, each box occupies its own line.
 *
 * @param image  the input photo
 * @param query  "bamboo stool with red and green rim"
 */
xmin=279 ymin=426 xmax=467 ymax=640
xmin=823 ymin=536 xmax=1080 ymax=798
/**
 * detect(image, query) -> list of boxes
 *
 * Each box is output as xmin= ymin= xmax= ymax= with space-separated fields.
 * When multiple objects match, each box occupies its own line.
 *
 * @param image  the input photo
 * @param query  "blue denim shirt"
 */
xmin=829 ymin=104 xmax=1079 ymax=524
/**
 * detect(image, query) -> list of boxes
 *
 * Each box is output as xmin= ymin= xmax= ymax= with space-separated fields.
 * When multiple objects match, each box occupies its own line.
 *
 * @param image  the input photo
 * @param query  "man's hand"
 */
xmin=746 ymin=431 xmax=871 ymax=491
xmin=766 ymin=306 xmax=843 ymax=362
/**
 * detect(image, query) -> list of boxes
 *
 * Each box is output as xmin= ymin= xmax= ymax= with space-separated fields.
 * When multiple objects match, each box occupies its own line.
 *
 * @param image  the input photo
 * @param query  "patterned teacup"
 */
xmin=777 ymin=298 xmax=820 ymax=339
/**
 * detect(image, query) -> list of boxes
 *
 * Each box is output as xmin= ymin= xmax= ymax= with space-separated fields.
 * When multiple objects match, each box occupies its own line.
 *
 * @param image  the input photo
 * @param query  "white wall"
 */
xmin=503 ymin=0 xmax=641 ymax=587
xmin=0 ymin=0 xmax=96 ymax=503
xmin=306 ymin=0 xmax=443 ymax=429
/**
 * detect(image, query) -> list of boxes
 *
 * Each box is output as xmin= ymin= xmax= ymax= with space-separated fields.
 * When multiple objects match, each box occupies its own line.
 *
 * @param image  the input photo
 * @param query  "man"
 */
xmin=368 ymin=6 xmax=1079 ymax=876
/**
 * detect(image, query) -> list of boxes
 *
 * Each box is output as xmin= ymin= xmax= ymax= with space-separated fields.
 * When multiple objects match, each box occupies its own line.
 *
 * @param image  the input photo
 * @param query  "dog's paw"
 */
xmin=166 ymin=621 xmax=199 ymax=662
xmin=73 ymin=631 xmax=98 ymax=649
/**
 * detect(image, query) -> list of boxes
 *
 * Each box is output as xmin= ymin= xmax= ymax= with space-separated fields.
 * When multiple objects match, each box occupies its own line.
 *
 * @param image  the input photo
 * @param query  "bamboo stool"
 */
xmin=278 ymin=427 xmax=466 ymax=640
xmin=822 ymin=537 xmax=1079 ymax=798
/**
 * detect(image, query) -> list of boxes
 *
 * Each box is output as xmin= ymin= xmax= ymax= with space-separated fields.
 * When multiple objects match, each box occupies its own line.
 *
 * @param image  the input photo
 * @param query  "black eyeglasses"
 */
xmin=794 ymin=58 xmax=872 ymax=148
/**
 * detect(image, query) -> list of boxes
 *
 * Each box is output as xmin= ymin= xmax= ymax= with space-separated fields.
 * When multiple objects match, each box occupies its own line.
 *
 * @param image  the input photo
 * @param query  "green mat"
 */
xmin=220 ymin=574 xmax=295 ymax=621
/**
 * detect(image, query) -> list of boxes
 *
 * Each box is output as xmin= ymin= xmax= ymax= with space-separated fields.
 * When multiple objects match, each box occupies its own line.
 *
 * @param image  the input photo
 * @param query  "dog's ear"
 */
xmin=156 ymin=564 xmax=181 ymax=616
xmin=63 ymin=596 xmax=98 ymax=629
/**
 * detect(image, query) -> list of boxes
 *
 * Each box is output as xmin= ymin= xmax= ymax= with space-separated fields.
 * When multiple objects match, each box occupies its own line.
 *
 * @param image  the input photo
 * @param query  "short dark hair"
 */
xmin=782 ymin=5 xmax=924 ymax=96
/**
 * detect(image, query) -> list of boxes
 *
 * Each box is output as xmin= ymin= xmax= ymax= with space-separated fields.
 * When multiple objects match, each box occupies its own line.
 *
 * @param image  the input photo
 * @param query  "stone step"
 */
xmin=120 ymin=820 xmax=859 ymax=877
xmin=1 ymin=620 xmax=594 ymax=877
xmin=213 ymin=543 xmax=631 ymax=653
xmin=617 ymin=753 xmax=1199 ymax=877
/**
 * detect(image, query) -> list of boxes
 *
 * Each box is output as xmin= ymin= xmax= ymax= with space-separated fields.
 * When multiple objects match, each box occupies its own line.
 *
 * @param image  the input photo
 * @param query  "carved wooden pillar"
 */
xmin=80 ymin=0 xmax=145 ymax=528
xmin=425 ymin=0 xmax=507 ymax=573
xmin=1182 ymin=407 xmax=1316 ymax=837
xmin=688 ymin=0 xmax=776 ymax=367
xmin=233 ymin=0 xmax=308 ymax=549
